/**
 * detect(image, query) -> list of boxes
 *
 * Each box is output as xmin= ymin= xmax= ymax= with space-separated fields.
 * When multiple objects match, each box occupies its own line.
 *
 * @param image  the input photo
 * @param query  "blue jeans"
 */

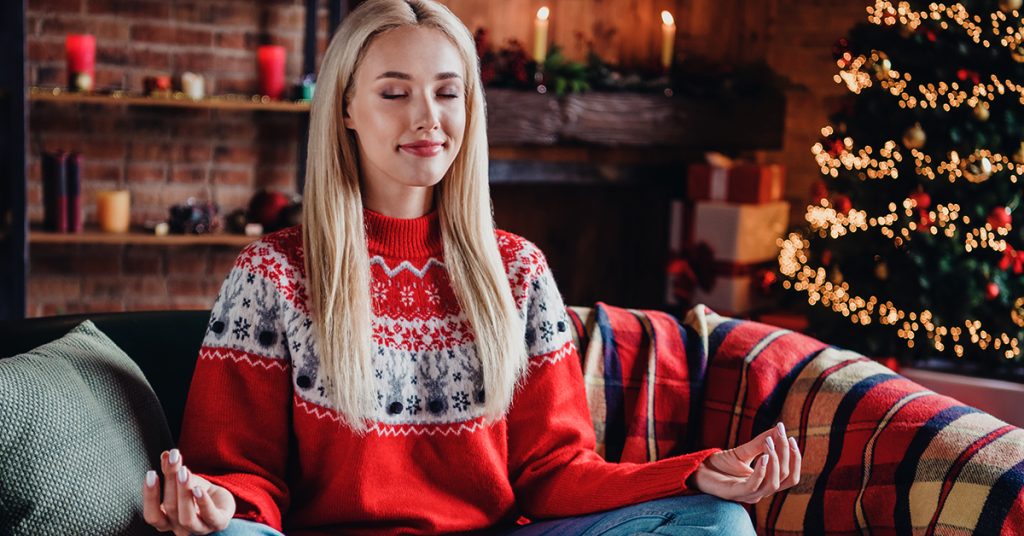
xmin=212 ymin=494 xmax=755 ymax=535
xmin=502 ymin=494 xmax=756 ymax=535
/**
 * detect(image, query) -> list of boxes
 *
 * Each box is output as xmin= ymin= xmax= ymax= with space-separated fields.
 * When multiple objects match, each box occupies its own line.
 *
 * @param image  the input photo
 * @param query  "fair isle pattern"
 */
xmin=204 ymin=224 xmax=572 ymax=437
xmin=200 ymin=347 xmax=290 ymax=372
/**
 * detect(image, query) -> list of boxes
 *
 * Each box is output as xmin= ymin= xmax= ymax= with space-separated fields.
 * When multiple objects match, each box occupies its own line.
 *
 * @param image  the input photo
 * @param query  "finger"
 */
xmin=175 ymin=465 xmax=208 ymax=532
xmin=162 ymin=449 xmax=180 ymax=522
xmin=195 ymin=486 xmax=231 ymax=531
xmin=142 ymin=469 xmax=172 ymax=530
xmin=733 ymin=424 xmax=781 ymax=463
xmin=784 ymin=436 xmax=802 ymax=489
xmin=743 ymin=453 xmax=769 ymax=500
xmin=776 ymin=423 xmax=791 ymax=484
xmin=758 ymin=436 xmax=781 ymax=496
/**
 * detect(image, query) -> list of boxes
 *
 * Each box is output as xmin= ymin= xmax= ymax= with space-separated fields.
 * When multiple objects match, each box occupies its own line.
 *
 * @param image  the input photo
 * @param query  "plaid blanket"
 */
xmin=567 ymin=303 xmax=1024 ymax=535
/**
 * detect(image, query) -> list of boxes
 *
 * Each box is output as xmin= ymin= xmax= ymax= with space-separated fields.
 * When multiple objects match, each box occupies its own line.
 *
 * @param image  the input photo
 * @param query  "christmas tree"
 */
xmin=778 ymin=0 xmax=1024 ymax=369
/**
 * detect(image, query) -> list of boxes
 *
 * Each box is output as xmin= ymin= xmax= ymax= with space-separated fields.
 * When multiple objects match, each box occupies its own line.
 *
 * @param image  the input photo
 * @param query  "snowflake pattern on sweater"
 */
xmin=201 ymin=218 xmax=572 ymax=431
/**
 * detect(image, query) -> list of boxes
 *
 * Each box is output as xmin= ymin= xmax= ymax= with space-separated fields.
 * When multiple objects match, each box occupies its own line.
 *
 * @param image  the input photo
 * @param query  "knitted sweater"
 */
xmin=178 ymin=208 xmax=720 ymax=535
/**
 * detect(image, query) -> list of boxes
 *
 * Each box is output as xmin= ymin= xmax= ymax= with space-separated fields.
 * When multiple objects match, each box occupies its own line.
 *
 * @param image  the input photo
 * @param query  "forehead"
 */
xmin=359 ymin=25 xmax=464 ymax=80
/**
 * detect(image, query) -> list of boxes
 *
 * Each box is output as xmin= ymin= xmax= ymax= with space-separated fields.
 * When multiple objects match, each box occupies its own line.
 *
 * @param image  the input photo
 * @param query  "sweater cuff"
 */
xmin=675 ymin=448 xmax=721 ymax=493
xmin=198 ymin=473 xmax=284 ymax=531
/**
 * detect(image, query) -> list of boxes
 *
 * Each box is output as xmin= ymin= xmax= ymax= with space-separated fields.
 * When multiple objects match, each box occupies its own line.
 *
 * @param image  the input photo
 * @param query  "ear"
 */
xmin=343 ymin=110 xmax=356 ymax=131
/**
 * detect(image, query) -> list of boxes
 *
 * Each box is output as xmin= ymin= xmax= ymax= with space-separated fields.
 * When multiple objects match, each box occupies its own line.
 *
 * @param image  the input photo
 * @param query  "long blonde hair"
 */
xmin=301 ymin=0 xmax=528 ymax=435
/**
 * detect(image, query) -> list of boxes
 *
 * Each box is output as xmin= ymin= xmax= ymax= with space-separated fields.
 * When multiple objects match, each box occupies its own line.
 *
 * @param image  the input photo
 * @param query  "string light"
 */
xmin=866 ymin=1 xmax=1024 ymax=53
xmin=811 ymin=137 xmax=1023 ymax=184
xmin=778 ymin=232 xmax=1022 ymax=359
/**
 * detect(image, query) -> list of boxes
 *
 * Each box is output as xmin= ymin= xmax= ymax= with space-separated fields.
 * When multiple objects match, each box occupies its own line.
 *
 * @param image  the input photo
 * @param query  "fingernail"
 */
xmin=177 ymin=466 xmax=188 ymax=483
xmin=790 ymin=437 xmax=799 ymax=451
xmin=766 ymin=437 xmax=775 ymax=452
xmin=761 ymin=454 xmax=769 ymax=466
xmin=777 ymin=422 xmax=786 ymax=435
xmin=169 ymin=449 xmax=180 ymax=464
xmin=145 ymin=470 xmax=157 ymax=488
xmin=193 ymin=487 xmax=203 ymax=499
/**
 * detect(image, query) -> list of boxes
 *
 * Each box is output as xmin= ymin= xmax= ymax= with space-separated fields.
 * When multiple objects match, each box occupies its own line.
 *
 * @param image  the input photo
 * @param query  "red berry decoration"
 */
xmin=986 ymin=282 xmax=1000 ymax=300
xmin=988 ymin=207 xmax=1012 ymax=230
xmin=821 ymin=249 xmax=833 ymax=266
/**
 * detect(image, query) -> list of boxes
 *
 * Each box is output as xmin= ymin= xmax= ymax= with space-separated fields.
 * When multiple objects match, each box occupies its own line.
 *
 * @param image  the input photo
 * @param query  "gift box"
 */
xmin=692 ymin=201 xmax=789 ymax=264
xmin=687 ymin=162 xmax=785 ymax=204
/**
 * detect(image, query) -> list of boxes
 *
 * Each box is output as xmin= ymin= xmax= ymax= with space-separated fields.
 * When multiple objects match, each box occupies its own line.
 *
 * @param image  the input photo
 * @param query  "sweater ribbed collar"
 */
xmin=364 ymin=207 xmax=443 ymax=259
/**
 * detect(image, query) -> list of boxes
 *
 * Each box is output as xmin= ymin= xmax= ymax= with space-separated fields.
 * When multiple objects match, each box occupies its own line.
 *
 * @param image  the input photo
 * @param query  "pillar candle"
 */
xmin=257 ymin=45 xmax=287 ymax=100
xmin=182 ymin=72 xmax=205 ymax=100
xmin=96 ymin=190 xmax=131 ymax=233
xmin=42 ymin=151 xmax=68 ymax=233
xmin=533 ymin=7 xmax=550 ymax=65
xmin=65 ymin=34 xmax=96 ymax=92
xmin=661 ymin=11 xmax=676 ymax=71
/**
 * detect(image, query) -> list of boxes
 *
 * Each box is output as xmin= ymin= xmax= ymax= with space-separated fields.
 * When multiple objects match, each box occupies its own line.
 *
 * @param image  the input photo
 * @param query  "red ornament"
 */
xmin=811 ymin=181 xmax=829 ymax=204
xmin=821 ymin=249 xmax=833 ymax=266
xmin=910 ymin=191 xmax=931 ymax=210
xmin=833 ymin=194 xmax=852 ymax=214
xmin=925 ymin=29 xmax=937 ymax=42
xmin=758 ymin=269 xmax=777 ymax=294
xmin=918 ymin=211 xmax=934 ymax=231
xmin=827 ymin=138 xmax=845 ymax=157
xmin=988 ymin=207 xmax=1012 ymax=230
xmin=986 ymin=282 xmax=1000 ymax=300
xmin=999 ymin=246 xmax=1024 ymax=274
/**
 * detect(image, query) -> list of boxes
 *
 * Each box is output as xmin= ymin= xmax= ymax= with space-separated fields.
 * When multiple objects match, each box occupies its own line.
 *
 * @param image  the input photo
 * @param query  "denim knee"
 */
xmin=696 ymin=497 xmax=756 ymax=535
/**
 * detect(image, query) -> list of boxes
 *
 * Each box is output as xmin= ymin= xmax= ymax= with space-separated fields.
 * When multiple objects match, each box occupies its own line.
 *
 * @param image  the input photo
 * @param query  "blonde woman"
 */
xmin=141 ymin=1 xmax=800 ymax=534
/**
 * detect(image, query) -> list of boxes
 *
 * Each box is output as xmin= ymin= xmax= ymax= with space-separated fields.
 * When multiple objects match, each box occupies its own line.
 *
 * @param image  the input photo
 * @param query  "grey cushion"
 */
xmin=0 ymin=320 xmax=172 ymax=535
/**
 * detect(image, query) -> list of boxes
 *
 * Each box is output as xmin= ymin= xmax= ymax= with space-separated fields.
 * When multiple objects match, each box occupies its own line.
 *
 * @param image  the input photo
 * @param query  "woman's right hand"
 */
xmin=142 ymin=449 xmax=237 ymax=535
xmin=688 ymin=421 xmax=802 ymax=504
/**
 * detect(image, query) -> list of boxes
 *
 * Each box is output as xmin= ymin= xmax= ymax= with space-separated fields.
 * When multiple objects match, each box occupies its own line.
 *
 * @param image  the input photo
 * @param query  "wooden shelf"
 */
xmin=29 ymin=87 xmax=311 ymax=113
xmin=29 ymin=227 xmax=259 ymax=247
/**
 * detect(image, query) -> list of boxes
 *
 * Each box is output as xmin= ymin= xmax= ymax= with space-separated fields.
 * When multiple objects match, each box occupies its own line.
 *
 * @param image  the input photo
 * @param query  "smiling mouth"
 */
xmin=399 ymin=143 xmax=446 ymax=157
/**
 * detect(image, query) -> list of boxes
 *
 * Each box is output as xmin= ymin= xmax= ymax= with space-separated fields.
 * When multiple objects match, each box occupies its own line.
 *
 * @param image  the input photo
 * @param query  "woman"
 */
xmin=142 ymin=1 xmax=800 ymax=534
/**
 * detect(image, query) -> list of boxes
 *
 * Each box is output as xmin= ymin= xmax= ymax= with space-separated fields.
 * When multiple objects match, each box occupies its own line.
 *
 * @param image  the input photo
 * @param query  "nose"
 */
xmin=412 ymin=91 xmax=441 ymax=132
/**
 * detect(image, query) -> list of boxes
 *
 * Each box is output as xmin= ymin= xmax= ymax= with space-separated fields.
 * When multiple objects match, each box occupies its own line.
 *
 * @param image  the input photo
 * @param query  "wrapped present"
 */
xmin=687 ymin=153 xmax=785 ymax=204
xmin=692 ymin=261 xmax=777 ymax=316
xmin=692 ymin=200 xmax=789 ymax=264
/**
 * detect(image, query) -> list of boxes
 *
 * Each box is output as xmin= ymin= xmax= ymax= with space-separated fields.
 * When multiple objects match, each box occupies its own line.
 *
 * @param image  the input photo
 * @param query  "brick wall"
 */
xmin=25 ymin=0 xmax=327 ymax=316
xmin=23 ymin=0 xmax=871 ymax=317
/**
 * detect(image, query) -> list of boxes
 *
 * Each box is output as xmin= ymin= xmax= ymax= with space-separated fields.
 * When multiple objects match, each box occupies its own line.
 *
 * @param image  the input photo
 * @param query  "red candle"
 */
xmin=65 ymin=34 xmax=96 ymax=92
xmin=257 ymin=45 xmax=287 ymax=100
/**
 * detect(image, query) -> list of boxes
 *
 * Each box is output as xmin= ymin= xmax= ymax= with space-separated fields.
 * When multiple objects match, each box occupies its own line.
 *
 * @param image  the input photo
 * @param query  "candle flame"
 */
xmin=537 ymin=6 xmax=550 ymax=20
xmin=661 ymin=10 xmax=674 ymax=25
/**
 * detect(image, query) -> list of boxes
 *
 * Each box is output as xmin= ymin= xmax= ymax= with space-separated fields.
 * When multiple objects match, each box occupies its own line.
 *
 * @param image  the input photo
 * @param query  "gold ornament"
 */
xmin=1014 ymin=142 xmax=1024 ymax=164
xmin=1000 ymin=0 xmax=1022 ymax=12
xmin=875 ymin=261 xmax=889 ymax=281
xmin=1014 ymin=297 xmax=1024 ymax=328
xmin=830 ymin=265 xmax=844 ymax=284
xmin=902 ymin=122 xmax=926 ymax=149
xmin=962 ymin=154 xmax=993 ymax=183
xmin=974 ymin=102 xmax=990 ymax=121
xmin=870 ymin=51 xmax=892 ymax=79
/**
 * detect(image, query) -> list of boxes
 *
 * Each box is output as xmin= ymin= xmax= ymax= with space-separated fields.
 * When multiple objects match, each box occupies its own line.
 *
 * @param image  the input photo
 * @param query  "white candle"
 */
xmin=534 ymin=6 xmax=550 ymax=65
xmin=182 ymin=72 xmax=205 ymax=100
xmin=661 ymin=10 xmax=676 ymax=71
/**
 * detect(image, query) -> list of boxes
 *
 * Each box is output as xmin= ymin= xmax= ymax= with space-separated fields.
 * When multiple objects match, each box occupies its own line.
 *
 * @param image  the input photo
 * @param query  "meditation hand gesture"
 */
xmin=142 ymin=449 xmax=237 ymax=535
xmin=688 ymin=422 xmax=802 ymax=504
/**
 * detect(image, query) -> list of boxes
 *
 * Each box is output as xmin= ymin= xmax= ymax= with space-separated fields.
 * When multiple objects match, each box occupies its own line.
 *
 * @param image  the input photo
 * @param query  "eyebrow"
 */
xmin=375 ymin=71 xmax=462 ymax=81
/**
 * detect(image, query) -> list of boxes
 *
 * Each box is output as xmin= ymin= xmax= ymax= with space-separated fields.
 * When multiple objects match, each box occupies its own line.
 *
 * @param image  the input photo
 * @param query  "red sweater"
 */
xmin=178 ymin=208 xmax=719 ymax=535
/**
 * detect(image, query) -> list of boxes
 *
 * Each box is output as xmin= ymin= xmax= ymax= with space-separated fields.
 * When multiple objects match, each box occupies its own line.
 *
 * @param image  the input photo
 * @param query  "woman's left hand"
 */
xmin=687 ymin=421 xmax=802 ymax=504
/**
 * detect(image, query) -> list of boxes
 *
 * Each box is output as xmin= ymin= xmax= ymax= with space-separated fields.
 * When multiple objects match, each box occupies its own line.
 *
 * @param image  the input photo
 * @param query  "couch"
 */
xmin=2 ymin=305 xmax=1023 ymax=535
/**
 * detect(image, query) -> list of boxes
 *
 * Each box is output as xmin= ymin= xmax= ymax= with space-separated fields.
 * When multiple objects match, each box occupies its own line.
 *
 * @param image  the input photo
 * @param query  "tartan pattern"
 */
xmin=567 ymin=303 xmax=1024 ymax=535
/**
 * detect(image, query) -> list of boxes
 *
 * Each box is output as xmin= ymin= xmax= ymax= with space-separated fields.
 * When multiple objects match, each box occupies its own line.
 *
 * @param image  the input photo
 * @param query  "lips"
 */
xmin=399 ymin=140 xmax=445 ymax=157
